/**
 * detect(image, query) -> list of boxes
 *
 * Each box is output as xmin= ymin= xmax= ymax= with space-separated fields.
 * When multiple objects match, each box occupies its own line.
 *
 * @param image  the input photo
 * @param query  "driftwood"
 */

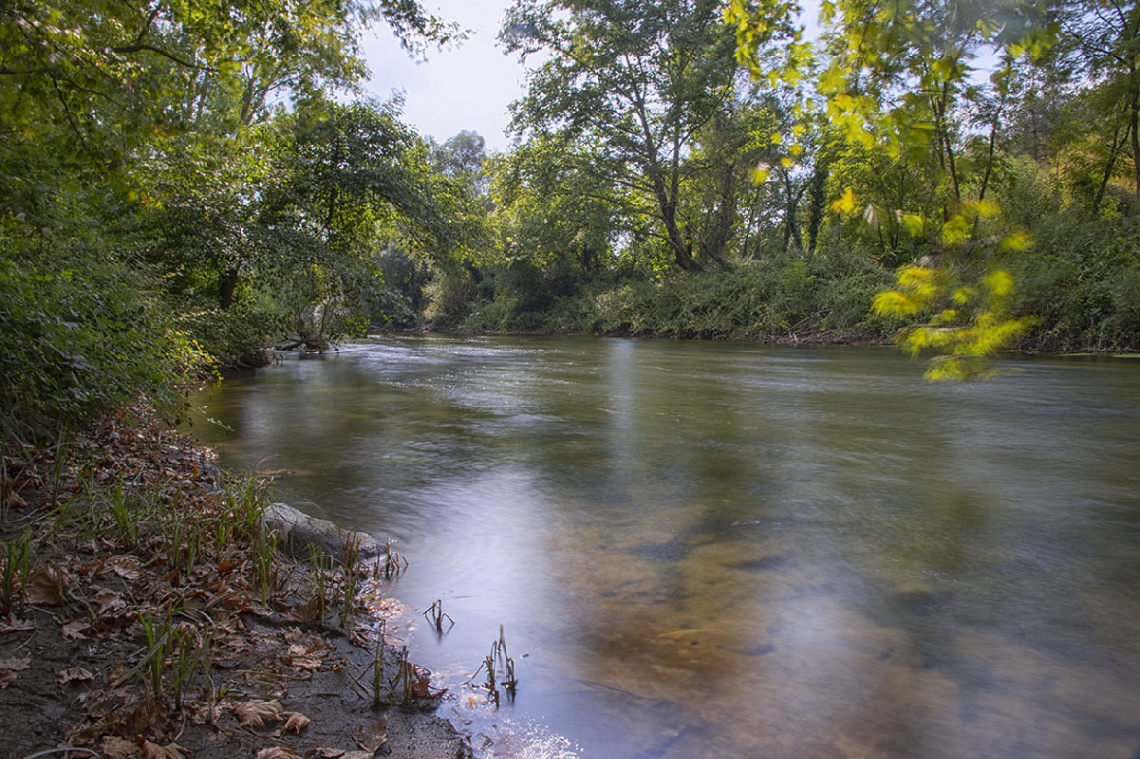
xmin=260 ymin=502 xmax=382 ymax=564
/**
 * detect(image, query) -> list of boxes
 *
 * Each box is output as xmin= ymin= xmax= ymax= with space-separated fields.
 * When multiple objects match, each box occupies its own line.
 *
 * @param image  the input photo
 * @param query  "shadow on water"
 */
xmin=190 ymin=336 xmax=1140 ymax=759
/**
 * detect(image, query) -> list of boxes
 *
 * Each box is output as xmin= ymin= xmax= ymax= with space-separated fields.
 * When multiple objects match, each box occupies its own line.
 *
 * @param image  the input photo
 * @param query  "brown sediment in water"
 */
xmin=0 ymin=403 xmax=470 ymax=759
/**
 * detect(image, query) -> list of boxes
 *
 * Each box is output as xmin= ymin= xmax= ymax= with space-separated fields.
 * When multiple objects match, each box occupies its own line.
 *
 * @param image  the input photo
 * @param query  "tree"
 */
xmin=816 ymin=1 xmax=1061 ymax=243
xmin=491 ymin=133 xmax=625 ymax=273
xmin=1052 ymin=0 xmax=1140 ymax=204
xmin=0 ymin=0 xmax=461 ymax=443
xmin=502 ymin=0 xmax=795 ymax=271
xmin=0 ymin=0 xmax=457 ymax=208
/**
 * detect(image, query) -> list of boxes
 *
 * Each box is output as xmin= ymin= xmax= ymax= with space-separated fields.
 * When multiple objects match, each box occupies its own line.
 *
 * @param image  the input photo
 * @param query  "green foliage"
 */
xmin=0 ymin=223 xmax=206 ymax=445
xmin=0 ymin=0 xmax=463 ymax=447
xmin=1006 ymin=211 xmax=1140 ymax=352
xmin=423 ymin=267 xmax=478 ymax=330
xmin=874 ymin=266 xmax=1034 ymax=380
xmin=174 ymin=302 xmax=277 ymax=370
xmin=454 ymin=253 xmax=890 ymax=339
xmin=503 ymin=0 xmax=757 ymax=271
xmin=372 ymin=247 xmax=428 ymax=327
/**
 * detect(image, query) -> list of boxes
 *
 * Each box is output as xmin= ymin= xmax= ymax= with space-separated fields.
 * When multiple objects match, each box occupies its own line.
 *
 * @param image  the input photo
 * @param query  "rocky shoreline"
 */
xmin=0 ymin=405 xmax=470 ymax=759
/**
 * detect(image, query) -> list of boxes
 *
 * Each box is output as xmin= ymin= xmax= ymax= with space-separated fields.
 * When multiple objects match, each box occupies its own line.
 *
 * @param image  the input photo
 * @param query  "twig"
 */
xmin=20 ymin=749 xmax=100 ymax=759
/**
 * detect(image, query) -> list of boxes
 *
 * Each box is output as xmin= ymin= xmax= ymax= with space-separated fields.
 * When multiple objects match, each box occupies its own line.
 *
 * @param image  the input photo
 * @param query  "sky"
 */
xmin=359 ymin=0 xmax=528 ymax=153
xmin=357 ymin=0 xmax=828 ymax=154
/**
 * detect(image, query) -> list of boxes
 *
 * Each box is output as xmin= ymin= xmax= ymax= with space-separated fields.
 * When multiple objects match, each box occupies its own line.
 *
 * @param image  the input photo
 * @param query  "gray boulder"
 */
xmin=260 ymin=502 xmax=383 ymax=564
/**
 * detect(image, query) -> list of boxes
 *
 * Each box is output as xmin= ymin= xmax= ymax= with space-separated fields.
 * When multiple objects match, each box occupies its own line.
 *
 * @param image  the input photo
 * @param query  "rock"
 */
xmin=261 ymin=502 xmax=382 ymax=564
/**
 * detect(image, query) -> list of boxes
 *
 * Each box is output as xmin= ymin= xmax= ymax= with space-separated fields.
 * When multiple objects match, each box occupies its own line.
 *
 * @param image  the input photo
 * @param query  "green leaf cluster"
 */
xmin=874 ymin=266 xmax=1035 ymax=380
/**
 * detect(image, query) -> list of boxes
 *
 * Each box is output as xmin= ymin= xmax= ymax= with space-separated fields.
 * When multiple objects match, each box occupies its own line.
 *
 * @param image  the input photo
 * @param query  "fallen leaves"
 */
xmin=105 ymin=555 xmax=143 ymax=581
xmin=25 ymin=567 xmax=67 ymax=605
xmin=0 ymin=615 xmax=34 ymax=634
xmin=93 ymin=587 xmax=126 ymax=615
xmin=354 ymin=716 xmax=388 ymax=753
xmin=224 ymin=699 xmax=312 ymax=737
xmin=0 ymin=404 xmax=452 ymax=759
xmin=282 ymin=628 xmax=328 ymax=671
xmin=256 ymin=749 xmax=299 ymax=759
xmin=59 ymin=666 xmax=95 ymax=684
xmin=100 ymin=736 xmax=138 ymax=759
xmin=229 ymin=699 xmax=283 ymax=729
xmin=281 ymin=711 xmax=311 ymax=734
xmin=141 ymin=739 xmax=189 ymax=759
xmin=0 ymin=654 xmax=30 ymax=688
xmin=0 ymin=654 xmax=31 ymax=671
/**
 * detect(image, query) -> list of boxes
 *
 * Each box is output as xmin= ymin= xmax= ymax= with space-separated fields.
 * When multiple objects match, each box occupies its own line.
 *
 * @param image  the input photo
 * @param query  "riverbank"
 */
xmin=379 ymin=323 xmax=1137 ymax=357
xmin=0 ymin=403 xmax=469 ymax=759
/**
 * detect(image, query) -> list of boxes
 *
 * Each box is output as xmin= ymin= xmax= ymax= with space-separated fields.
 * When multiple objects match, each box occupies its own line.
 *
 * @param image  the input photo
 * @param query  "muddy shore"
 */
xmin=0 ymin=405 xmax=471 ymax=759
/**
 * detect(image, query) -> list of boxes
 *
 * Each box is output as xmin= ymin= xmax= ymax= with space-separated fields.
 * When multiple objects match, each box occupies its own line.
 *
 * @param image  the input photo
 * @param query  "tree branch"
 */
xmin=110 ymin=43 xmax=212 ymax=71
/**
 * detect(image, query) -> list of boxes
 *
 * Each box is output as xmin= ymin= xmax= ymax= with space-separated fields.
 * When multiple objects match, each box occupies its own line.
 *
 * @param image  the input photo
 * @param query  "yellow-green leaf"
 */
xmin=830 ymin=186 xmax=857 ymax=215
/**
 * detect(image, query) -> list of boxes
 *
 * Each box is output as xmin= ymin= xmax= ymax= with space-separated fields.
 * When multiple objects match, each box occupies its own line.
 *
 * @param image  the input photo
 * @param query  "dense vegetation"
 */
xmin=2 ymin=0 xmax=1139 ymax=442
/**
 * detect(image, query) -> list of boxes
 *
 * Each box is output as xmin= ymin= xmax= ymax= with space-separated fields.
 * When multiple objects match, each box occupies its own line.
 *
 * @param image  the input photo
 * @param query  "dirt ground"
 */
xmin=0 ymin=406 xmax=471 ymax=759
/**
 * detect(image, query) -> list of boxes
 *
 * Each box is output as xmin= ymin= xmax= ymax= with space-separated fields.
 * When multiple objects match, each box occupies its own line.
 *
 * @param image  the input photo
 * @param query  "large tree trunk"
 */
xmin=1093 ymin=117 xmax=1124 ymax=214
xmin=651 ymin=174 xmax=701 ymax=271
xmin=700 ymin=161 xmax=737 ymax=263
xmin=219 ymin=266 xmax=240 ymax=310
xmin=805 ymin=161 xmax=829 ymax=257
xmin=1131 ymin=94 xmax=1140 ymax=200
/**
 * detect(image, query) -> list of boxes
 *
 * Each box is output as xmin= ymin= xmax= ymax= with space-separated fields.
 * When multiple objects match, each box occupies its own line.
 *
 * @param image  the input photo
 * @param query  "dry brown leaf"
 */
xmin=281 ymin=711 xmax=311 ymax=734
xmin=0 ymin=655 xmax=30 ymax=671
xmin=311 ymin=750 xmax=375 ymax=759
xmin=25 ymin=567 xmax=65 ymax=605
xmin=229 ymin=699 xmax=283 ymax=728
xmin=293 ymin=596 xmax=323 ymax=622
xmin=282 ymin=629 xmax=324 ymax=649
xmin=105 ymin=555 xmax=142 ymax=580
xmin=186 ymin=700 xmax=222 ymax=725
xmin=410 ymin=672 xmax=433 ymax=698
xmin=256 ymin=749 xmax=299 ymax=759
xmin=77 ymin=559 xmax=103 ymax=577
xmin=354 ymin=716 xmax=388 ymax=752
xmin=0 ymin=616 xmax=34 ymax=634
xmin=59 ymin=666 xmax=95 ymax=683
xmin=0 ymin=670 xmax=17 ymax=689
xmin=124 ymin=694 xmax=160 ymax=737
xmin=287 ymin=653 xmax=323 ymax=670
xmin=61 ymin=620 xmax=90 ymax=640
xmin=94 ymin=588 xmax=125 ymax=615
xmin=141 ymin=739 xmax=188 ymax=759
xmin=100 ymin=735 xmax=139 ymax=759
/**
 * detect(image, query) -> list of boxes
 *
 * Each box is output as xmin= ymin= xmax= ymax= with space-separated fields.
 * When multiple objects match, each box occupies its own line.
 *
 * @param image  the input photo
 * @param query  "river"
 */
xmin=189 ymin=335 xmax=1140 ymax=759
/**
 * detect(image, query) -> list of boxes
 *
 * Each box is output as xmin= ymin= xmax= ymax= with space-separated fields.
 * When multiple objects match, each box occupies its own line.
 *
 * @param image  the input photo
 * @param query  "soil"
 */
xmin=0 ymin=405 xmax=471 ymax=759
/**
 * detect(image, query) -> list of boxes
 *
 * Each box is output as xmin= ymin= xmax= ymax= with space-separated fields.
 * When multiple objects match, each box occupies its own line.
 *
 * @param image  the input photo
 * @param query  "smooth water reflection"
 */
xmin=190 ymin=336 xmax=1140 ymax=758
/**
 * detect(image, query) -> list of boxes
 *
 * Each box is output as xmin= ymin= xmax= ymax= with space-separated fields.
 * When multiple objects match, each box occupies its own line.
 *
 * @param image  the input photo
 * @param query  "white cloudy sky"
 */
xmin=356 ymin=0 xmax=826 ymax=153
xmin=359 ymin=0 xmax=528 ymax=152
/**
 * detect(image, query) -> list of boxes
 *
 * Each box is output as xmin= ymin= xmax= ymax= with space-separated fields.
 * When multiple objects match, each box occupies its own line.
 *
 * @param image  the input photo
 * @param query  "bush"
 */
xmin=423 ymin=267 xmax=477 ymax=329
xmin=174 ymin=300 xmax=275 ymax=370
xmin=582 ymin=256 xmax=891 ymax=339
xmin=1005 ymin=212 xmax=1140 ymax=352
xmin=0 ymin=227 xmax=206 ymax=445
xmin=444 ymin=250 xmax=894 ymax=341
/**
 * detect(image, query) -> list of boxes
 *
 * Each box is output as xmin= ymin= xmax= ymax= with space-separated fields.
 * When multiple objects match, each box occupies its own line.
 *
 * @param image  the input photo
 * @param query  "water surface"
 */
xmin=190 ymin=336 xmax=1140 ymax=758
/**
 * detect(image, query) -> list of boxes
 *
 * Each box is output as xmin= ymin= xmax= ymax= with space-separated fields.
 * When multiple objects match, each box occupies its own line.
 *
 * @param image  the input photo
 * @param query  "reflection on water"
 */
xmin=190 ymin=336 xmax=1140 ymax=758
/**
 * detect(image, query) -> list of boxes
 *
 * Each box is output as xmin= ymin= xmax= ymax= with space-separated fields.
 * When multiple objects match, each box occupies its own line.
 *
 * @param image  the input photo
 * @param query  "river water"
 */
xmin=189 ymin=335 xmax=1140 ymax=759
